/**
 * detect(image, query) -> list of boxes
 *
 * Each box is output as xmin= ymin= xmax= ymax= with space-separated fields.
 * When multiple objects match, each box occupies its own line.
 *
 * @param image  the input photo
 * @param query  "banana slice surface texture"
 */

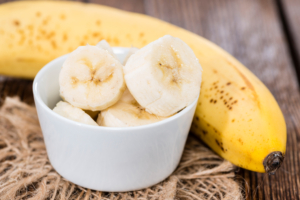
xmin=59 ymin=45 xmax=126 ymax=111
xmin=97 ymin=89 xmax=166 ymax=127
xmin=124 ymin=35 xmax=202 ymax=117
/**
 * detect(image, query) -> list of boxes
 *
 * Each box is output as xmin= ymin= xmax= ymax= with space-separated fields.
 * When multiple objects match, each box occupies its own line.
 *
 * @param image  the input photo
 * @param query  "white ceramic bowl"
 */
xmin=33 ymin=47 xmax=198 ymax=192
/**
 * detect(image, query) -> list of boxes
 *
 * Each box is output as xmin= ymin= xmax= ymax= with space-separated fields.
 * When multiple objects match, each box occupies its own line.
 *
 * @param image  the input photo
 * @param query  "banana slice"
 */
xmin=97 ymin=100 xmax=167 ymax=127
xmin=53 ymin=101 xmax=98 ymax=126
xmin=123 ymin=47 xmax=139 ymax=65
xmin=124 ymin=35 xmax=202 ymax=117
xmin=96 ymin=40 xmax=117 ymax=59
xmin=59 ymin=45 xmax=126 ymax=111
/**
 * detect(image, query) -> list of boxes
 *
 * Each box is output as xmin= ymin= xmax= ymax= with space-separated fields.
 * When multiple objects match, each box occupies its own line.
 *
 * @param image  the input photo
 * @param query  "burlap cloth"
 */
xmin=0 ymin=97 xmax=243 ymax=200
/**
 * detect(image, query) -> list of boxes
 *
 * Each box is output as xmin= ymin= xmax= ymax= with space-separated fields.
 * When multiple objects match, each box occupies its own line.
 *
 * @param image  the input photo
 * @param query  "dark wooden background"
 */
xmin=1 ymin=0 xmax=300 ymax=199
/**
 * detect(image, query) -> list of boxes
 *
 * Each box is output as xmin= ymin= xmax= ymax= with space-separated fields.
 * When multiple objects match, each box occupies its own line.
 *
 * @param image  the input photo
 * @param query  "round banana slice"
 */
xmin=96 ymin=40 xmax=117 ymax=59
xmin=124 ymin=35 xmax=202 ymax=117
xmin=123 ymin=47 xmax=139 ymax=65
xmin=53 ymin=101 xmax=98 ymax=126
xmin=59 ymin=45 xmax=126 ymax=111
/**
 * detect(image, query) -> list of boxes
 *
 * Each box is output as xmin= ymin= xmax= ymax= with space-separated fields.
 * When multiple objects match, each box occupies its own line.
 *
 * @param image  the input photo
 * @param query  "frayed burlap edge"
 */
xmin=0 ymin=97 xmax=243 ymax=200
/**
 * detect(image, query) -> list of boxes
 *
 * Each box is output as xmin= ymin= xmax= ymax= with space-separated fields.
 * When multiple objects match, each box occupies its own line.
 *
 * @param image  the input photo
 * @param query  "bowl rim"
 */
xmin=33 ymin=48 xmax=199 ymax=131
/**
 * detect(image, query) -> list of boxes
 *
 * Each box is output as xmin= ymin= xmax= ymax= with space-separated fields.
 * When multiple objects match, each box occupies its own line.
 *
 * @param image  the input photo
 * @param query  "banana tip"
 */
xmin=263 ymin=151 xmax=284 ymax=175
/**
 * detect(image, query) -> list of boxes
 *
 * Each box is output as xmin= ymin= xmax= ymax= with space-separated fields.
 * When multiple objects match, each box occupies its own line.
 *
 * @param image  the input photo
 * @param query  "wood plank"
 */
xmin=144 ymin=0 xmax=299 ymax=199
xmin=281 ymin=0 xmax=300 ymax=82
xmin=0 ymin=0 xmax=14 ymax=3
xmin=88 ymin=0 xmax=145 ymax=13
xmin=0 ymin=78 xmax=33 ymax=106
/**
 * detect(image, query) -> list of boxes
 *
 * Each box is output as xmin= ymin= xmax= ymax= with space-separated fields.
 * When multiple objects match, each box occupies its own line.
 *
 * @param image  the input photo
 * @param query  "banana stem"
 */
xmin=263 ymin=151 xmax=284 ymax=174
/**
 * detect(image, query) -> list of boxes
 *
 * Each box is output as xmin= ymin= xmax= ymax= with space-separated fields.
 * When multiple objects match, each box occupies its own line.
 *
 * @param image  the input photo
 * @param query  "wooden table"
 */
xmin=0 ymin=0 xmax=300 ymax=199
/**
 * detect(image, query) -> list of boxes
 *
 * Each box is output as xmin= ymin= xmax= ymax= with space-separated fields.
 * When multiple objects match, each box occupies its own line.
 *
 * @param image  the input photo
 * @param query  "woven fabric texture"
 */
xmin=0 ymin=97 xmax=242 ymax=200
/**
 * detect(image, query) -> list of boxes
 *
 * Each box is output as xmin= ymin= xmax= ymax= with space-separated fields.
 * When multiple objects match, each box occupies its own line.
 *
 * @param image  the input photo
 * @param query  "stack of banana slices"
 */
xmin=53 ymin=35 xmax=202 ymax=127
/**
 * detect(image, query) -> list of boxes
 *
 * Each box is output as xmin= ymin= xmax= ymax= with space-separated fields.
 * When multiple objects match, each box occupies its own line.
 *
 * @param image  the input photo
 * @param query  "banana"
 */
xmin=123 ymin=47 xmax=139 ymax=65
xmin=53 ymin=101 xmax=98 ymax=126
xmin=190 ymin=54 xmax=286 ymax=174
xmin=124 ymin=35 xmax=202 ymax=117
xmin=0 ymin=1 xmax=287 ymax=173
xmin=97 ymin=89 xmax=167 ymax=127
xmin=96 ymin=40 xmax=117 ymax=59
xmin=59 ymin=45 xmax=126 ymax=111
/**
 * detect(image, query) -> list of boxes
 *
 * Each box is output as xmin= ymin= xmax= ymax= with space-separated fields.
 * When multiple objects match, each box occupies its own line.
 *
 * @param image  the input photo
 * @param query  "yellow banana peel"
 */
xmin=0 ymin=1 xmax=286 ymax=173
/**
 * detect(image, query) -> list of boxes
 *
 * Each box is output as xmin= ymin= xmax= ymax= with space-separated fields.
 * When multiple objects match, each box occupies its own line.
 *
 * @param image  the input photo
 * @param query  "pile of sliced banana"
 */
xmin=53 ymin=35 xmax=202 ymax=127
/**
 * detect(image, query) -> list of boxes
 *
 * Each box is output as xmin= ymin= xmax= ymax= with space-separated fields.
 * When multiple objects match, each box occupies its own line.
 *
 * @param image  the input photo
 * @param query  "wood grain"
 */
xmin=89 ymin=0 xmax=145 ymax=13
xmin=281 ymin=0 xmax=300 ymax=81
xmin=144 ymin=0 xmax=299 ymax=199
xmin=0 ymin=0 xmax=83 ymax=3
xmin=0 ymin=0 xmax=299 ymax=199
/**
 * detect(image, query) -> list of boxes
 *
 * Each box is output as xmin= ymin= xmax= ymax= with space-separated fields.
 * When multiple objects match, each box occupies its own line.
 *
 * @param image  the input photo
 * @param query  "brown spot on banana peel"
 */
xmin=60 ymin=14 xmax=66 ymax=20
xmin=215 ymin=139 xmax=225 ymax=152
xmin=226 ymin=60 xmax=260 ymax=108
xmin=197 ymin=117 xmax=221 ymax=136
xmin=238 ymin=138 xmax=243 ymax=145
xmin=263 ymin=151 xmax=284 ymax=174
xmin=13 ymin=20 xmax=20 ymax=26
xmin=96 ymin=20 xmax=101 ymax=26
xmin=16 ymin=58 xmax=36 ymax=62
